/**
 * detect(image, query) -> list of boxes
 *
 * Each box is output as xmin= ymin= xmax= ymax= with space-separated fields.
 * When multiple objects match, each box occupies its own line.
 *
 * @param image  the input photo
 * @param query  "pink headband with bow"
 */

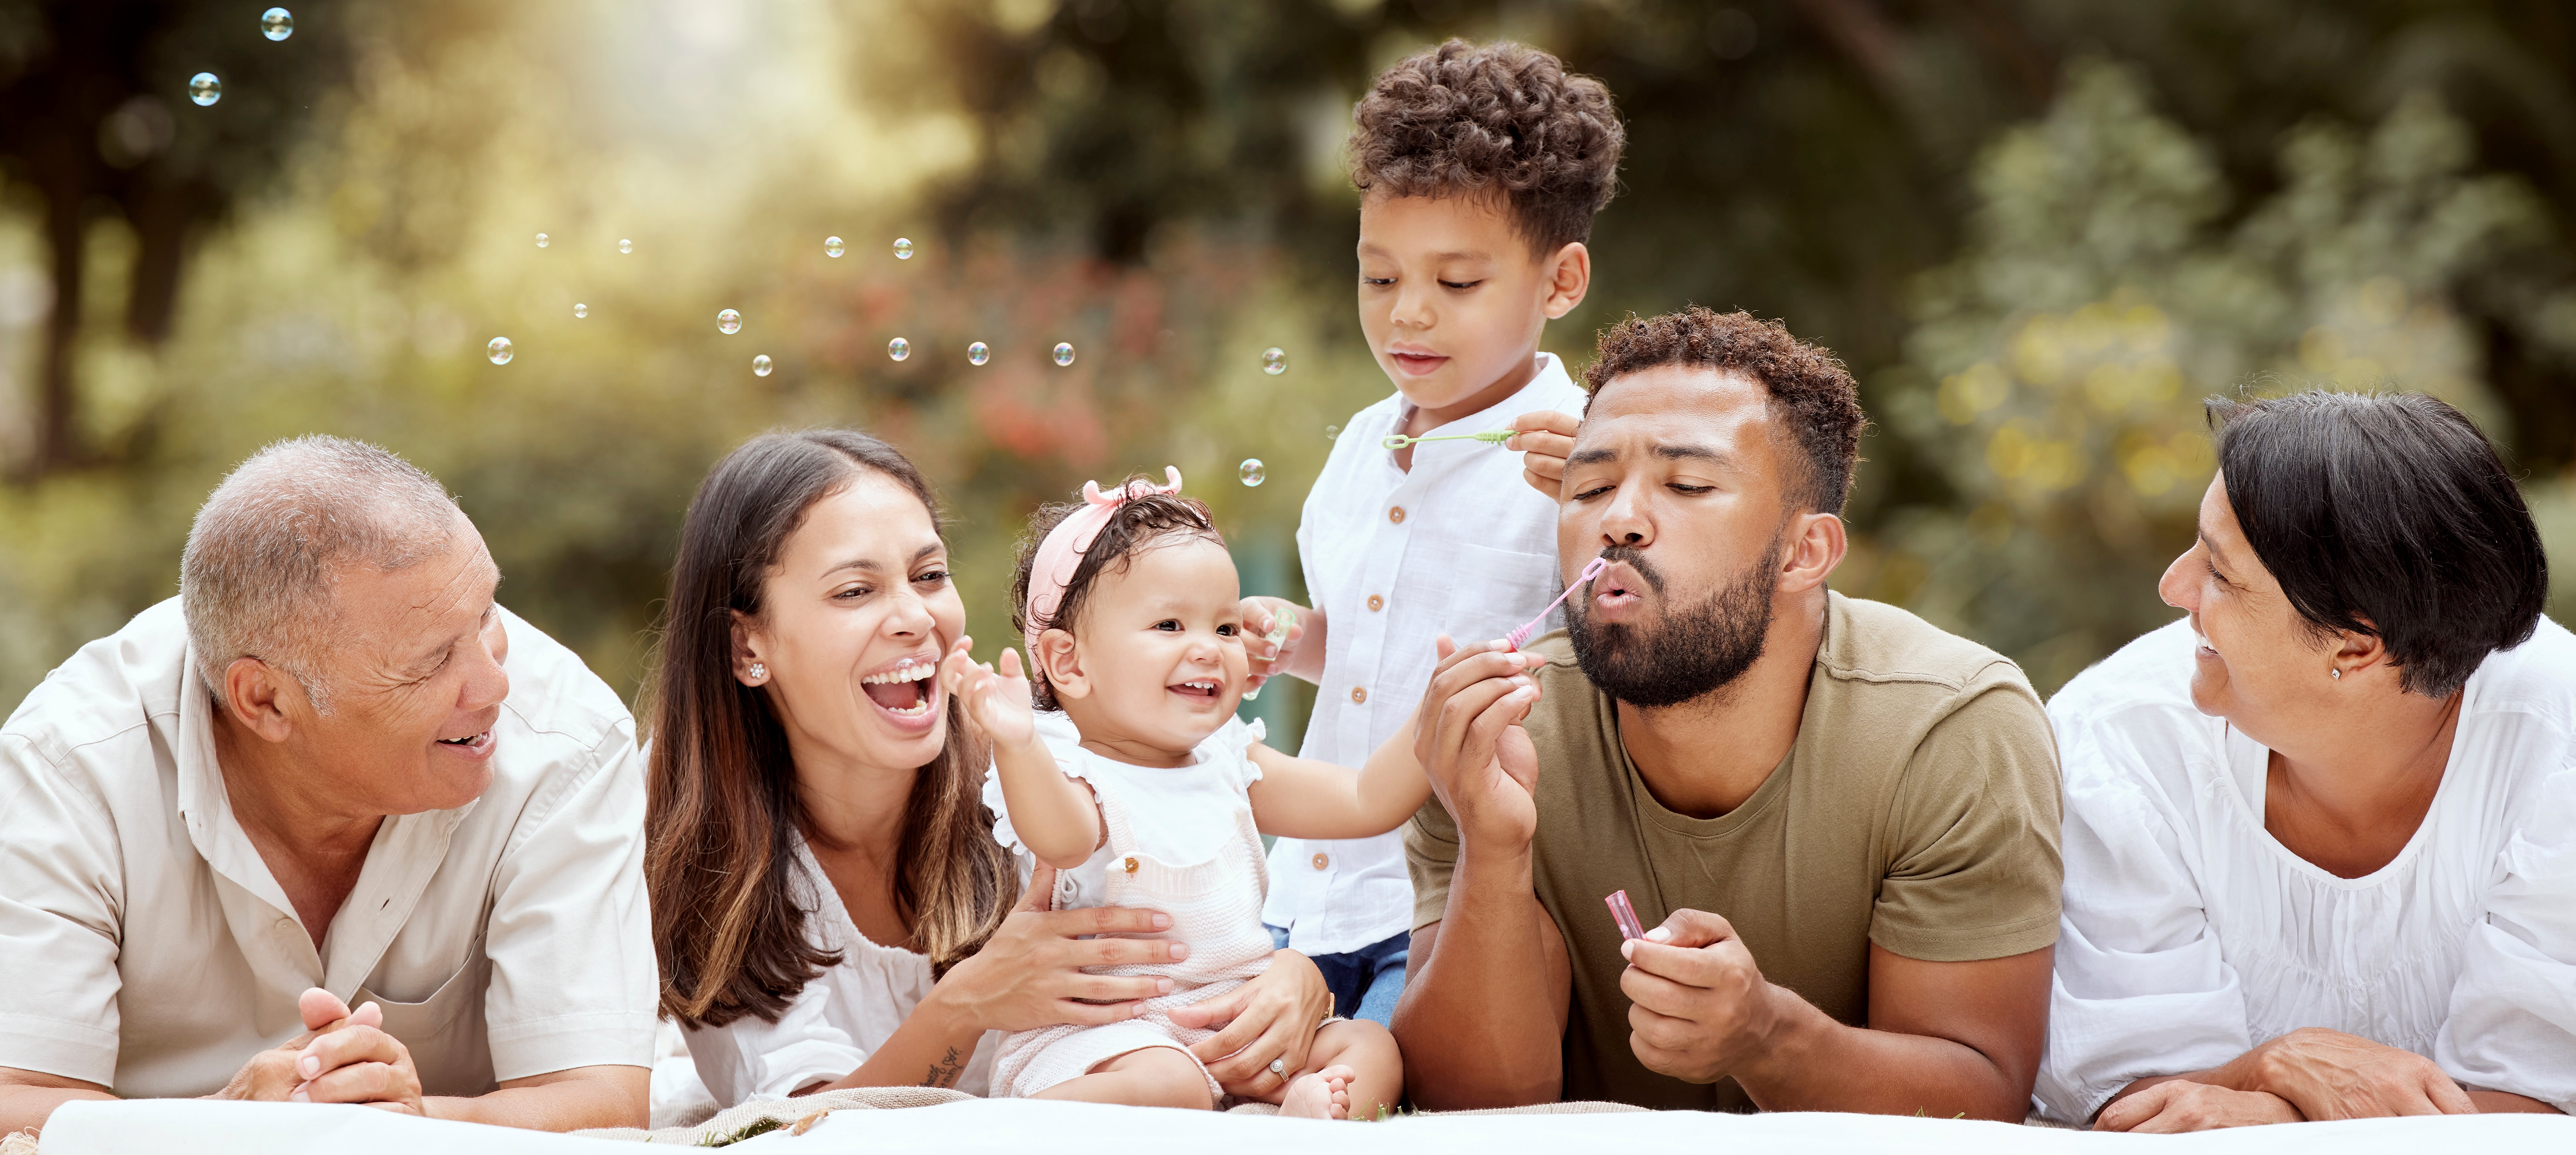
xmin=1023 ymin=467 xmax=1185 ymax=649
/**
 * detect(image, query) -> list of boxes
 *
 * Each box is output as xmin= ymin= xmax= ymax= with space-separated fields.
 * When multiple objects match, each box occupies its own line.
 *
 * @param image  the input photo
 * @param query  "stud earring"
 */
xmin=748 ymin=662 xmax=767 ymax=681
xmin=2329 ymin=668 xmax=2341 ymax=680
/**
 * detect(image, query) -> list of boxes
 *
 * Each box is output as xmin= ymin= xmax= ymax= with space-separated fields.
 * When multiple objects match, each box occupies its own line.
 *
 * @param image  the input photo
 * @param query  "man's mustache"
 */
xmin=1591 ymin=545 xmax=1664 ymax=597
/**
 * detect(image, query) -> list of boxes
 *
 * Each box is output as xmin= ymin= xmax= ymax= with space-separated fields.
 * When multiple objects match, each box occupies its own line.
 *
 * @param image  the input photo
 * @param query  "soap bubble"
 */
xmin=487 ymin=337 xmax=513 ymax=365
xmin=188 ymin=73 xmax=221 ymax=106
xmin=825 ymin=236 xmax=845 ymax=258
xmin=572 ymin=303 xmax=587 ymax=318
xmin=261 ymin=8 xmax=293 ymax=40
xmin=1239 ymin=459 xmax=1266 ymax=487
xmin=893 ymin=238 xmax=915 ymax=260
xmin=1052 ymin=342 xmax=1075 ymax=367
xmin=1325 ymin=425 xmax=1339 ymax=441
xmin=1262 ymin=347 xmax=1287 ymax=375
xmin=888 ymin=337 xmax=910 ymax=361
xmin=534 ymin=232 xmax=549 ymax=248
xmin=716 ymin=309 xmax=741 ymax=335
xmin=618 ymin=238 xmax=632 ymax=254
xmin=967 ymin=341 xmax=990 ymax=366
xmin=753 ymin=355 xmax=773 ymax=377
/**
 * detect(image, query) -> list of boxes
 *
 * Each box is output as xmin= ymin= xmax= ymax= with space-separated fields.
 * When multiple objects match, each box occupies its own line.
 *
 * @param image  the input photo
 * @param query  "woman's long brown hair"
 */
xmin=644 ymin=429 xmax=1013 ymax=1029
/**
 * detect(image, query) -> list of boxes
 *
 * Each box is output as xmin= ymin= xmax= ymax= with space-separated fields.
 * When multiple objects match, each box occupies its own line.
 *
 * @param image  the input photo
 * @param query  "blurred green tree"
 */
xmin=889 ymin=0 xmax=2576 ymax=481
xmin=1875 ymin=61 xmax=2560 ymax=689
xmin=0 ymin=0 xmax=349 ymax=475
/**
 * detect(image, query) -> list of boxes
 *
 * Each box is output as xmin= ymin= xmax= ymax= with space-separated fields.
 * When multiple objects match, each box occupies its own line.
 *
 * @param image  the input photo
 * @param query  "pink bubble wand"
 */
xmin=1605 ymin=889 xmax=1648 ymax=941
xmin=1504 ymin=557 xmax=1609 ymax=650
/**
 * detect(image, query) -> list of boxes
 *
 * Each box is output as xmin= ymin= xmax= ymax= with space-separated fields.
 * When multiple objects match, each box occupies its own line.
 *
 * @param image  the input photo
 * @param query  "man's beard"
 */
xmin=1565 ymin=541 xmax=1781 ymax=709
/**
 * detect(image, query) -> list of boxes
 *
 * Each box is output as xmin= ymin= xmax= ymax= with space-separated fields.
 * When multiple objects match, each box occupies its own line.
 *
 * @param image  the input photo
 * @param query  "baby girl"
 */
xmin=944 ymin=470 xmax=1424 ymax=1119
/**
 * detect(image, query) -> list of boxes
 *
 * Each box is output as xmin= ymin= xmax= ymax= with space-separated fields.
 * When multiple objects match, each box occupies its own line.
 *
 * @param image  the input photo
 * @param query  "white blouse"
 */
xmin=2036 ymin=617 xmax=2576 ymax=1121
xmin=681 ymin=837 xmax=1002 ymax=1104
xmin=984 ymin=712 xmax=1266 ymax=913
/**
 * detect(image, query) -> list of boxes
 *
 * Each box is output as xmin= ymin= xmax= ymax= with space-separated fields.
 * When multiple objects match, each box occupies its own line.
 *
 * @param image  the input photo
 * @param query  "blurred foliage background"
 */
xmin=5 ymin=0 xmax=2576 ymax=729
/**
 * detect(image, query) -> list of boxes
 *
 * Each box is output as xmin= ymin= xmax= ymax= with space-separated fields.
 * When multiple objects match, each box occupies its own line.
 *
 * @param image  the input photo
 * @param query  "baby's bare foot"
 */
xmin=1279 ymin=1065 xmax=1355 ymax=1120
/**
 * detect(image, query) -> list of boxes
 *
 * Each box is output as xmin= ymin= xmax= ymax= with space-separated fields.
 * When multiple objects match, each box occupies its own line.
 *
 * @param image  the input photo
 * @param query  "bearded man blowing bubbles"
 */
xmin=1389 ymin=307 xmax=2065 ymax=1118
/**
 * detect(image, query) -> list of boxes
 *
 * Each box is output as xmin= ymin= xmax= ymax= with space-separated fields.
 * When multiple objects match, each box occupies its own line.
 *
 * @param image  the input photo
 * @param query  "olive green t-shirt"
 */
xmin=1405 ymin=592 xmax=2063 ymax=1113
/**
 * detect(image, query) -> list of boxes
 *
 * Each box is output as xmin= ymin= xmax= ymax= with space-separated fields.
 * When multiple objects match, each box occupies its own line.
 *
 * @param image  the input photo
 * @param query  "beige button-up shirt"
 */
xmin=0 ymin=598 xmax=656 ymax=1098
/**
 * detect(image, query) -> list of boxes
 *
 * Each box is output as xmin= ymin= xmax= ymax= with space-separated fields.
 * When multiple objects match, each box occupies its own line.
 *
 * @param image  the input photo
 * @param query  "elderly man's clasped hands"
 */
xmin=207 ymin=989 xmax=423 ymax=1114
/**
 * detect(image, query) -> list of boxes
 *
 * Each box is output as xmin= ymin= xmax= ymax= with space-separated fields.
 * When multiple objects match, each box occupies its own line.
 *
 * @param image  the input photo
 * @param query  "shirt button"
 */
xmin=1366 ymin=595 xmax=1384 ymax=612
xmin=1388 ymin=506 xmax=1406 ymax=524
xmin=1350 ymin=687 xmax=1367 ymax=704
xmin=1311 ymin=853 xmax=1330 ymax=870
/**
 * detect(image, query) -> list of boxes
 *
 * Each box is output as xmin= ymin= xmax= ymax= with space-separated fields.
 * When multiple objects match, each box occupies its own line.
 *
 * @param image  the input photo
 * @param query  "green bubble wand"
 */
xmin=1380 ymin=430 xmax=1516 ymax=450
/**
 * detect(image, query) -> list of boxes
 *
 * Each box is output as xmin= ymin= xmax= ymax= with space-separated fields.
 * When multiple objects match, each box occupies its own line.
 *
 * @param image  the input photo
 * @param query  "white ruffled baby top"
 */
xmin=983 ymin=711 xmax=1266 ymax=909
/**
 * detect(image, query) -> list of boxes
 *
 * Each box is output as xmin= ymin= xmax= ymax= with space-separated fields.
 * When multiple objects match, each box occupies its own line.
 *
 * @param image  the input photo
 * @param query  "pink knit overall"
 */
xmin=992 ymin=777 xmax=1275 ymax=1099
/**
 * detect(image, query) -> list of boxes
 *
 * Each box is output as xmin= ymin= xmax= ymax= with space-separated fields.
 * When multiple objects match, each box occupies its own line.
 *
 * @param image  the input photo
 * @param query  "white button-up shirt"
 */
xmin=1263 ymin=353 xmax=1587 ymax=955
xmin=0 ymin=598 xmax=657 ymax=1098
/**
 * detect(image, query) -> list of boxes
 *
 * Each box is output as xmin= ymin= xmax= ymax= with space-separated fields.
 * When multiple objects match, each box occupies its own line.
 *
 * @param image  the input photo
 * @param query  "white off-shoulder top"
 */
xmin=681 ymin=836 xmax=1003 ymax=1105
xmin=2035 ymin=617 xmax=2576 ymax=1121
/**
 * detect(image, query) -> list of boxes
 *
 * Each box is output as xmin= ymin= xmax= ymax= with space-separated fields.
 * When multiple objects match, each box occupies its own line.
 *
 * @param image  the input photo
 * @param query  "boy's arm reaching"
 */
xmin=1243 ymin=720 xmax=1430 ymax=840
xmin=943 ymin=640 xmax=1099 ymax=869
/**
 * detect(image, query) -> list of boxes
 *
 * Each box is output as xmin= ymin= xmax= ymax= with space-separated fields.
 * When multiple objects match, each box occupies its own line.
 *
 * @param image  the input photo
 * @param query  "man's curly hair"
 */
xmin=1349 ymin=39 xmax=1625 ymax=254
xmin=1009 ymin=485 xmax=1223 ymax=711
xmin=1584 ymin=307 xmax=1867 ymax=516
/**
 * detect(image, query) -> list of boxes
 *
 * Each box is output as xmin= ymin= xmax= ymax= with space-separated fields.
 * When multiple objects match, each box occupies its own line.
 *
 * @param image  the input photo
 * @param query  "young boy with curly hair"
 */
xmin=1239 ymin=38 xmax=1623 ymax=1030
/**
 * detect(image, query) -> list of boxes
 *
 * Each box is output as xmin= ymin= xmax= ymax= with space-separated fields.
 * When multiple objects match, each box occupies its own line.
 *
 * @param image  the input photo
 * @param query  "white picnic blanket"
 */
xmin=28 ymin=1096 xmax=2576 ymax=1153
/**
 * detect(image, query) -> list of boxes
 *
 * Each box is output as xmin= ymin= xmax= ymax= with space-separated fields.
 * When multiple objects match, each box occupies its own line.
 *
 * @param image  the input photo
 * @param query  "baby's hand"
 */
xmin=945 ymin=639 xmax=1038 ymax=749
xmin=1240 ymin=596 xmax=1306 ymax=694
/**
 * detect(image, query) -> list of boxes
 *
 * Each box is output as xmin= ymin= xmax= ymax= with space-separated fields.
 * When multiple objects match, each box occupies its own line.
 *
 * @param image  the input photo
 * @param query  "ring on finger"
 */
xmin=1268 ymin=1058 xmax=1286 ymax=1077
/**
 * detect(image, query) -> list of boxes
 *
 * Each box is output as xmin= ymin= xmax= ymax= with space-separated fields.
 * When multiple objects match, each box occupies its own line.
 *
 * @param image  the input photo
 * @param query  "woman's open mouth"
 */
xmin=861 ymin=659 xmax=938 ymax=718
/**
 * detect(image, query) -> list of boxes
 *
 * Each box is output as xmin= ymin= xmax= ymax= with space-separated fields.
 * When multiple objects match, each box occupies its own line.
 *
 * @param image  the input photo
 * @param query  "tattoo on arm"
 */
xmin=921 ymin=1046 xmax=965 ymax=1089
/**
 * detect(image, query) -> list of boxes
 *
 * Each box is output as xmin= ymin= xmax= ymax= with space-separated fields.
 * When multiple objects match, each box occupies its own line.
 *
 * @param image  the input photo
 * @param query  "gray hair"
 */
xmin=181 ymin=436 xmax=462 ymax=713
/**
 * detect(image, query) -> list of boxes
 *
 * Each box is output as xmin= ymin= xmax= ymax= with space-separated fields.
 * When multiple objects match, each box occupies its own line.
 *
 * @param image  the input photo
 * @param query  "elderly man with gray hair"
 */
xmin=0 ymin=436 xmax=653 ymax=1135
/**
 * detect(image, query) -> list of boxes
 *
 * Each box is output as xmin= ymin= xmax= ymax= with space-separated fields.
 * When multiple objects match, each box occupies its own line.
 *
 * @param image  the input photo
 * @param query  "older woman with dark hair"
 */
xmin=2036 ymin=391 xmax=2576 ymax=1130
xmin=644 ymin=430 xmax=1331 ymax=1106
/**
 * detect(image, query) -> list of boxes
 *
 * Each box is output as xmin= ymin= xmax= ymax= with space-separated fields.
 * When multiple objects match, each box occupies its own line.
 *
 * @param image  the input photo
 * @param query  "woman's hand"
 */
xmin=944 ymin=637 xmax=1036 ymax=751
xmin=932 ymin=866 xmax=1185 ymax=1035
xmin=2236 ymin=1027 xmax=2477 ymax=1120
xmin=1170 ymin=948 xmax=1332 ymax=1100
xmin=2096 ymin=1082 xmax=2301 ymax=1132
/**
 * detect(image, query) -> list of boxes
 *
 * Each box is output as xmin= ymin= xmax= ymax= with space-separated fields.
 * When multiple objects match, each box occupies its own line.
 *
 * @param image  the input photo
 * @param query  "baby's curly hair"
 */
xmin=1349 ymin=39 xmax=1626 ymax=254
xmin=1009 ymin=483 xmax=1224 ymax=711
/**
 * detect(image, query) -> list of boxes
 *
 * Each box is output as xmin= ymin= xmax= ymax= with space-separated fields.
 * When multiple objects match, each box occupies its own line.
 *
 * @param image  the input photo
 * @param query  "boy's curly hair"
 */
xmin=1348 ymin=39 xmax=1626 ymax=254
xmin=1009 ymin=484 xmax=1223 ymax=711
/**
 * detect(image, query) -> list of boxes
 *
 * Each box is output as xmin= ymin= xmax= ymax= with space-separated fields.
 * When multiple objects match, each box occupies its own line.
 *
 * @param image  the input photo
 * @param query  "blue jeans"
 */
xmin=1268 ymin=925 xmax=1408 ymax=1028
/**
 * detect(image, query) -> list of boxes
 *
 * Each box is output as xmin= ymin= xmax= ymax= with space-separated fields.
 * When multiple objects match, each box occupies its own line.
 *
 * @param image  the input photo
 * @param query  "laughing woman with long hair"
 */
xmin=644 ymin=430 xmax=1332 ymax=1104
